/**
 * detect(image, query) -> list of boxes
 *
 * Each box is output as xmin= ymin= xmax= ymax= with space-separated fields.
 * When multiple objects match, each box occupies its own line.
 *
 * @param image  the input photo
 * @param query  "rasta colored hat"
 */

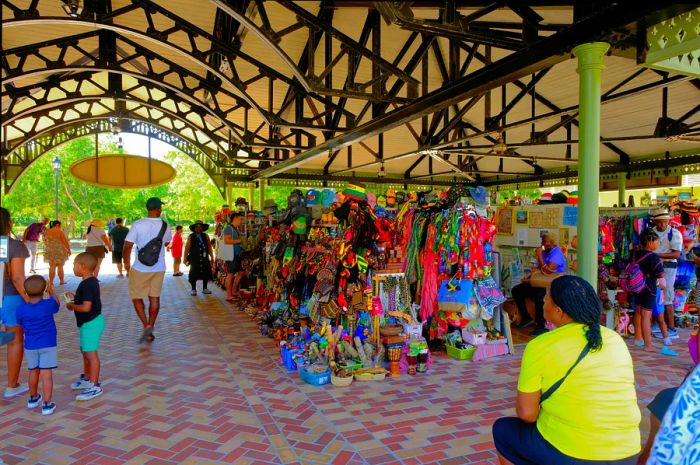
xmin=680 ymin=200 xmax=699 ymax=217
xmin=306 ymin=189 xmax=320 ymax=206
xmin=650 ymin=206 xmax=671 ymax=221
xmin=538 ymin=192 xmax=553 ymax=204
xmin=343 ymin=183 xmax=367 ymax=202
xmin=189 ymin=220 xmax=210 ymax=232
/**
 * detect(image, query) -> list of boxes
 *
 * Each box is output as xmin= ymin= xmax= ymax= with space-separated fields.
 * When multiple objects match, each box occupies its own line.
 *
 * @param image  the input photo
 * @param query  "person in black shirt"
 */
xmin=65 ymin=253 xmax=105 ymax=401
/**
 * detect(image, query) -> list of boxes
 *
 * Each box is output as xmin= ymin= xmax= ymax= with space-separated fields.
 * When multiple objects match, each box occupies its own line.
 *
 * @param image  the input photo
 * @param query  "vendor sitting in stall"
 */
xmin=512 ymin=234 xmax=567 ymax=336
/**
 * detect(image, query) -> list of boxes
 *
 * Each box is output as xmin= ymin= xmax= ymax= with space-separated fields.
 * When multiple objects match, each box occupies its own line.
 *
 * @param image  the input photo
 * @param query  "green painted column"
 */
xmin=573 ymin=42 xmax=609 ymax=286
xmin=249 ymin=183 xmax=255 ymax=208
xmin=225 ymin=182 xmax=233 ymax=207
xmin=618 ymin=172 xmax=626 ymax=207
xmin=259 ymin=180 xmax=265 ymax=211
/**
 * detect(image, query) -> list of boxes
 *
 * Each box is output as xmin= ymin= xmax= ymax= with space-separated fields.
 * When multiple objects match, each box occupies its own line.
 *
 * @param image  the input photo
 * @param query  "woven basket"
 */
xmin=331 ymin=374 xmax=353 ymax=387
xmin=354 ymin=372 xmax=386 ymax=382
xmin=380 ymin=324 xmax=403 ymax=336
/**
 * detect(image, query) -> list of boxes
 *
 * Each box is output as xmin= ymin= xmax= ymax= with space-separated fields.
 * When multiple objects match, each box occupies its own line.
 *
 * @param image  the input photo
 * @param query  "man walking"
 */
xmin=22 ymin=218 xmax=49 ymax=273
xmin=650 ymin=207 xmax=682 ymax=340
xmin=223 ymin=213 xmax=245 ymax=301
xmin=108 ymin=218 xmax=130 ymax=278
xmin=122 ymin=198 xmax=171 ymax=343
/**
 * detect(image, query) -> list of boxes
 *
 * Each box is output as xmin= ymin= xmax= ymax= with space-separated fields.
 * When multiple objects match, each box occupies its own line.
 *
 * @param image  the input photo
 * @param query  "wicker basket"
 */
xmin=331 ymin=374 xmax=354 ymax=387
xmin=380 ymin=324 xmax=403 ymax=336
xmin=354 ymin=372 xmax=386 ymax=382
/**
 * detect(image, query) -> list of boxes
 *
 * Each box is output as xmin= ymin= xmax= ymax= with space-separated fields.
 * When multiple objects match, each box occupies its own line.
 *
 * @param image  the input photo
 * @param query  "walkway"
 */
xmin=0 ymin=259 xmax=694 ymax=465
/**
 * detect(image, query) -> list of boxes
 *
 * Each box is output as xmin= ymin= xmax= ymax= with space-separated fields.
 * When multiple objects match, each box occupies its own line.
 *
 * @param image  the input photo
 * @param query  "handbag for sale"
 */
xmin=438 ymin=277 xmax=473 ymax=312
xmin=530 ymin=271 xmax=565 ymax=288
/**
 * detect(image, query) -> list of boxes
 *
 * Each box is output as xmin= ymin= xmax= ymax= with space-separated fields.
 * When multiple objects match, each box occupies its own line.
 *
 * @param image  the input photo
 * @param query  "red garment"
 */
xmin=171 ymin=232 xmax=183 ymax=258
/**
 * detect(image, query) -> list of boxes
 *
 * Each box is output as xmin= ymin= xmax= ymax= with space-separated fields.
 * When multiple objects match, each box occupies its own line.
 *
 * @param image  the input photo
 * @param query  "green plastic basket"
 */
xmin=446 ymin=343 xmax=476 ymax=360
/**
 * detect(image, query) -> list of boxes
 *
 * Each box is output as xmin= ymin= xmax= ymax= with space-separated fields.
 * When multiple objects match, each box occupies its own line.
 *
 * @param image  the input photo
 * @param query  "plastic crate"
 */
xmin=300 ymin=366 xmax=331 ymax=386
xmin=446 ymin=343 xmax=476 ymax=360
xmin=280 ymin=346 xmax=297 ymax=371
xmin=462 ymin=329 xmax=487 ymax=346
xmin=337 ymin=360 xmax=362 ymax=371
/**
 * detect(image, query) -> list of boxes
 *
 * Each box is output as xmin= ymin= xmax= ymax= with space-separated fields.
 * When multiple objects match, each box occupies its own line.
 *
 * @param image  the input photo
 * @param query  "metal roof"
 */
xmin=2 ymin=1 xmax=699 ymax=193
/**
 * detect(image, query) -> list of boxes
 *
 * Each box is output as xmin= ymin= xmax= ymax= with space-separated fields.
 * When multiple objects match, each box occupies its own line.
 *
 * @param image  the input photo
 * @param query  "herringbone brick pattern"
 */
xmin=0 ymin=259 xmax=694 ymax=465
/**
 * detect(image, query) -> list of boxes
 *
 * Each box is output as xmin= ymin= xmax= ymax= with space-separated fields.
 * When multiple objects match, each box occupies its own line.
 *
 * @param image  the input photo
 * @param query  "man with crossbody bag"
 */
xmin=122 ymin=198 xmax=172 ymax=344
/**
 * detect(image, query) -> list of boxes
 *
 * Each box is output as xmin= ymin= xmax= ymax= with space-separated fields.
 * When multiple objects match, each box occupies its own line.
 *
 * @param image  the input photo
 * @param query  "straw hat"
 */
xmin=649 ymin=206 xmax=670 ymax=221
xmin=87 ymin=218 xmax=106 ymax=228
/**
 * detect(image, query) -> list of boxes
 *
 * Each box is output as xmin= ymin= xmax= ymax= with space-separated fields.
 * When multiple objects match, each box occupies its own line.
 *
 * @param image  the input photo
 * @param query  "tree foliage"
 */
xmin=1 ymin=136 xmax=228 ymax=236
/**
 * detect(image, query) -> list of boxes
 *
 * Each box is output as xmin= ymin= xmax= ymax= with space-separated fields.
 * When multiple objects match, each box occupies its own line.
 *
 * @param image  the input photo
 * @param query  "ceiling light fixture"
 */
xmin=62 ymin=0 xmax=83 ymax=17
xmin=378 ymin=163 xmax=386 ymax=178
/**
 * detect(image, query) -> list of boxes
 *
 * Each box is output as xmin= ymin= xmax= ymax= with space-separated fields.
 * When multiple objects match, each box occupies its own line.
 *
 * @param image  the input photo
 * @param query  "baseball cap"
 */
xmin=146 ymin=197 xmax=165 ymax=211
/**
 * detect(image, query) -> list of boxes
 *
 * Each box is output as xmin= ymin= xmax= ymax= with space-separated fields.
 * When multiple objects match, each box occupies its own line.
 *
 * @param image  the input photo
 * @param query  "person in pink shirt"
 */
xmin=166 ymin=225 xmax=184 ymax=277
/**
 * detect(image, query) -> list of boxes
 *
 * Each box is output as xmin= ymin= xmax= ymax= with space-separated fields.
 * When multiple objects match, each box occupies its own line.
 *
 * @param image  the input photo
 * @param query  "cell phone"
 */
xmin=62 ymin=292 xmax=73 ymax=304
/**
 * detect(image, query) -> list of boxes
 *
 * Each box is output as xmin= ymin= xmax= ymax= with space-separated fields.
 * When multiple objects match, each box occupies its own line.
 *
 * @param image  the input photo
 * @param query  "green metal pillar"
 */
xmin=259 ymin=180 xmax=265 ymax=211
xmin=618 ymin=172 xmax=626 ymax=207
xmin=225 ymin=182 xmax=233 ymax=207
xmin=249 ymin=183 xmax=255 ymax=208
xmin=573 ymin=42 xmax=609 ymax=287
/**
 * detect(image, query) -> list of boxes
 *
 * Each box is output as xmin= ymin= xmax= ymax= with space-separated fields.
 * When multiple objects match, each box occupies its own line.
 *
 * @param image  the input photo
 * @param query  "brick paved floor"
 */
xmin=1 ymin=258 xmax=694 ymax=465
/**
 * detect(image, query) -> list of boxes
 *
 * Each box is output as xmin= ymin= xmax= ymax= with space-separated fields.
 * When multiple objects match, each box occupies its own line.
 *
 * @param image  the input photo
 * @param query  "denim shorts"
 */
xmin=1 ymin=294 xmax=25 ymax=327
xmin=493 ymin=417 xmax=638 ymax=465
xmin=25 ymin=346 xmax=58 ymax=370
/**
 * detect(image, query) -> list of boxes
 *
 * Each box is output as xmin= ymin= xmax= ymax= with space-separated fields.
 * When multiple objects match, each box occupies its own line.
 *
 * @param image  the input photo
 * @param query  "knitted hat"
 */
xmin=306 ymin=189 xmax=320 ymax=206
xmin=343 ymin=183 xmax=367 ymax=202
xmin=321 ymin=189 xmax=335 ymax=206
xmin=539 ymin=192 xmax=553 ymax=204
xmin=680 ymin=200 xmax=699 ymax=217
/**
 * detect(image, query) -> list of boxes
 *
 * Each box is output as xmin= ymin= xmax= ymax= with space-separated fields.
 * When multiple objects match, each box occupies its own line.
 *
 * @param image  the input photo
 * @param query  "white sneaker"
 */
xmin=70 ymin=377 xmax=94 ymax=391
xmin=663 ymin=337 xmax=673 ymax=346
xmin=76 ymin=384 xmax=103 ymax=401
xmin=4 ymin=383 xmax=29 ymax=398
xmin=202 ymin=289 xmax=212 ymax=294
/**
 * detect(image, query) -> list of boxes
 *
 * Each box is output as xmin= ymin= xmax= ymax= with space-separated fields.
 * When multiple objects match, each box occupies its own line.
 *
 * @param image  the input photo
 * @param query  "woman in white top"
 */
xmin=84 ymin=219 xmax=112 ymax=278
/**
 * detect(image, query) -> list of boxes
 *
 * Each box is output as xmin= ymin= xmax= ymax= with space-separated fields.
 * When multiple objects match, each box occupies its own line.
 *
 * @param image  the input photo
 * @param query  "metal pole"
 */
xmin=573 ymin=42 xmax=609 ymax=287
xmin=54 ymin=168 xmax=59 ymax=221
xmin=618 ymin=172 xmax=626 ymax=207
xmin=259 ymin=180 xmax=265 ymax=211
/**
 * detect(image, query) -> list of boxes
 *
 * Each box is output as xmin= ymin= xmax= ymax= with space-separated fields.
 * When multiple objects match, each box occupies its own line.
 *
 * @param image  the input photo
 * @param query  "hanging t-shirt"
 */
xmin=518 ymin=323 xmax=641 ymax=461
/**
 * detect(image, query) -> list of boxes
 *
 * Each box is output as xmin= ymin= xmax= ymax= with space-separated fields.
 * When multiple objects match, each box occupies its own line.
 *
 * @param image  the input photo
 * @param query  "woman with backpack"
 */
xmin=630 ymin=229 xmax=677 ymax=356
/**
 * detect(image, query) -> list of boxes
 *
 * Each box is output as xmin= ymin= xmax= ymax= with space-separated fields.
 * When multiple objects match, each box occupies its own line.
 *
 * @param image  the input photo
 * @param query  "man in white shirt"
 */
xmin=650 ymin=207 xmax=682 ymax=340
xmin=122 ymin=198 xmax=172 ymax=344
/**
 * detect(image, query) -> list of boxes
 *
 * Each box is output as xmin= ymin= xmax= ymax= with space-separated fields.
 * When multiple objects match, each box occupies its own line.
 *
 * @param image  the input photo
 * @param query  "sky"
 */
xmin=117 ymin=133 xmax=174 ymax=160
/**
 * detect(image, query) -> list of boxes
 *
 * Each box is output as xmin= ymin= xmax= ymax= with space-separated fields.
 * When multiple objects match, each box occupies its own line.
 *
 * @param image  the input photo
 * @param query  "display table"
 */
xmin=472 ymin=342 xmax=510 ymax=362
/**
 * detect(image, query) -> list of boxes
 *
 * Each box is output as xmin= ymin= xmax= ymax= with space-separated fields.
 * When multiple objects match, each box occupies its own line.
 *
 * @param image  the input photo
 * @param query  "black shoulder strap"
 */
xmin=540 ymin=344 xmax=591 ymax=404
xmin=156 ymin=220 xmax=167 ymax=240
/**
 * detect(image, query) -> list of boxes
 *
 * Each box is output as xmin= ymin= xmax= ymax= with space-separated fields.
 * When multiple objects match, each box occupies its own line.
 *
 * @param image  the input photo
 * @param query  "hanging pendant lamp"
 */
xmin=69 ymin=154 xmax=176 ymax=188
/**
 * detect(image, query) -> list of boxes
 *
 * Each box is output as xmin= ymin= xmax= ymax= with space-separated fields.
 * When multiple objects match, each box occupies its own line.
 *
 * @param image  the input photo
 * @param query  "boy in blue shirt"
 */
xmin=16 ymin=275 xmax=60 ymax=415
xmin=65 ymin=252 xmax=105 ymax=401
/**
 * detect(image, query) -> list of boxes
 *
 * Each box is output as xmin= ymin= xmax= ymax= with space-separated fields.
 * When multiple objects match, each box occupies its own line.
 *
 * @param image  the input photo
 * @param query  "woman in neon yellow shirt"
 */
xmin=493 ymin=275 xmax=641 ymax=465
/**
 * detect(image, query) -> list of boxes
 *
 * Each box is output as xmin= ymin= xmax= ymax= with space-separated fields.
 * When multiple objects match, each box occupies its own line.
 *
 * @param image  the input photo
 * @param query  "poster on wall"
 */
xmin=529 ymin=211 xmax=545 ymax=229
xmin=563 ymin=206 xmax=578 ymax=226
xmin=544 ymin=208 xmax=561 ymax=229
xmin=515 ymin=210 xmax=528 ymax=225
xmin=517 ymin=227 xmax=528 ymax=246
xmin=496 ymin=207 xmax=514 ymax=236
xmin=559 ymin=228 xmax=570 ymax=249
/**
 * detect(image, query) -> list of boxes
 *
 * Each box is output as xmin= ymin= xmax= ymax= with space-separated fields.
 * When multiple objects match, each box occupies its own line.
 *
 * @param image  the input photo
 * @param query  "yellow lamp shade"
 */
xmin=69 ymin=154 xmax=176 ymax=188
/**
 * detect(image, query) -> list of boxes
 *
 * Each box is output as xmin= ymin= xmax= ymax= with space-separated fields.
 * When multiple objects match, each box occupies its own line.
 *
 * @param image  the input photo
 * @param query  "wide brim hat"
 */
xmin=263 ymin=199 xmax=278 ymax=210
xmin=189 ymin=220 xmax=210 ymax=232
xmin=87 ymin=218 xmax=106 ymax=228
xmin=468 ymin=186 xmax=489 ymax=206
xmin=649 ymin=206 xmax=671 ymax=221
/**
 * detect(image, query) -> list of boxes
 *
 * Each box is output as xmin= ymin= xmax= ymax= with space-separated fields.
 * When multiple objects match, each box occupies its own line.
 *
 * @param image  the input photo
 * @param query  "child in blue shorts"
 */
xmin=65 ymin=252 xmax=104 ymax=401
xmin=16 ymin=275 xmax=60 ymax=415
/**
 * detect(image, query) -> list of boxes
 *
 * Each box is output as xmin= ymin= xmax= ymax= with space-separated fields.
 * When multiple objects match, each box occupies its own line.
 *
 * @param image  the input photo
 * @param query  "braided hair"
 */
xmin=549 ymin=275 xmax=603 ymax=351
